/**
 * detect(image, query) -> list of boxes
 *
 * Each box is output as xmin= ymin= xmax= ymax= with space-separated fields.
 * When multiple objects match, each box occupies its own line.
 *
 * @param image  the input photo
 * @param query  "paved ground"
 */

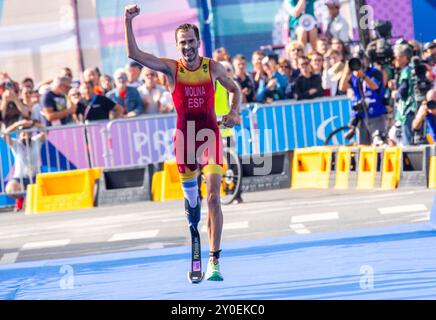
xmin=0 ymin=188 xmax=434 ymax=264
xmin=1 ymin=187 xmax=436 ymax=300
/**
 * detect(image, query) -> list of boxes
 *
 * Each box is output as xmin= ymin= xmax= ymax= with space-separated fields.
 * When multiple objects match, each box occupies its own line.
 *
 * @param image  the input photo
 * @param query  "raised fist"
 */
xmin=125 ymin=5 xmax=140 ymax=20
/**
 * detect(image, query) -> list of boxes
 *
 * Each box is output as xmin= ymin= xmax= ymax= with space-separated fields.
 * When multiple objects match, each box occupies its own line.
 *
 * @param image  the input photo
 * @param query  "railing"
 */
xmin=0 ymin=96 xmax=353 ymax=206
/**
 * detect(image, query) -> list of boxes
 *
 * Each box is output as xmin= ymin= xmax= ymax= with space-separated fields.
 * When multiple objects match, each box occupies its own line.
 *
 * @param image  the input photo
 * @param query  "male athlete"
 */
xmin=124 ymin=5 xmax=241 ymax=281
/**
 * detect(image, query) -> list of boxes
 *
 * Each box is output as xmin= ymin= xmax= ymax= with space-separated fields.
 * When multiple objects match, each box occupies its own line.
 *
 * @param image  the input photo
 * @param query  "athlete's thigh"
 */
xmin=199 ymin=128 xmax=223 ymax=167
xmin=174 ymin=128 xmax=198 ymax=175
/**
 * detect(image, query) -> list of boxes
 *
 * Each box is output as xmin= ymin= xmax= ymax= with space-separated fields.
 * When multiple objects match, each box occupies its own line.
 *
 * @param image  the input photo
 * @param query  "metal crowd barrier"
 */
xmin=0 ymin=97 xmax=353 ymax=207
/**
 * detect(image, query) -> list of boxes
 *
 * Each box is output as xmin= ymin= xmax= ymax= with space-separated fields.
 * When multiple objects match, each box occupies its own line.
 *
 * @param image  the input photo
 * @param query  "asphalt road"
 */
xmin=0 ymin=187 xmax=434 ymax=266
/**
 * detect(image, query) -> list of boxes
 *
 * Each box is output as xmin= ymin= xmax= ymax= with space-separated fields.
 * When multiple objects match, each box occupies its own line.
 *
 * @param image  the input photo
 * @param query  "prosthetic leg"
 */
xmin=186 ymin=197 xmax=204 ymax=283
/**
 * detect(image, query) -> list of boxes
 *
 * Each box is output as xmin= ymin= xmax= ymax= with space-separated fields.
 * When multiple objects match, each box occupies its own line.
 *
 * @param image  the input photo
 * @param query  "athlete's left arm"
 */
xmin=211 ymin=61 xmax=241 ymax=128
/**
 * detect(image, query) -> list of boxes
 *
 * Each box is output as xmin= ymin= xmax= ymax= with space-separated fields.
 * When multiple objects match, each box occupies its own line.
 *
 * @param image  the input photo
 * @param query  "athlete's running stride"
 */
xmin=124 ymin=5 xmax=241 ymax=282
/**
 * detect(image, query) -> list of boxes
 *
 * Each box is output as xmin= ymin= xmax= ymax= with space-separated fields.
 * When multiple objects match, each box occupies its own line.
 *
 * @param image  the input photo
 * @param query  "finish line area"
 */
xmin=1 ymin=217 xmax=436 ymax=300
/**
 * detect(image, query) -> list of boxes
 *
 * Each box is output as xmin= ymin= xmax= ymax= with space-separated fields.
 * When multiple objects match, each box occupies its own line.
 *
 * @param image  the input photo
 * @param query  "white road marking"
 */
xmin=162 ymin=217 xmax=186 ymax=223
xmin=108 ymin=230 xmax=160 ymax=242
xmin=289 ymin=223 xmax=311 ymax=234
xmin=407 ymin=212 xmax=431 ymax=218
xmin=0 ymin=252 xmax=19 ymax=265
xmin=108 ymin=230 xmax=159 ymax=242
xmin=291 ymin=212 xmax=339 ymax=224
xmin=147 ymin=242 xmax=165 ymax=249
xmin=378 ymin=204 xmax=428 ymax=215
xmin=412 ymin=217 xmax=430 ymax=223
xmin=201 ymin=221 xmax=249 ymax=233
xmin=21 ymin=239 xmax=71 ymax=251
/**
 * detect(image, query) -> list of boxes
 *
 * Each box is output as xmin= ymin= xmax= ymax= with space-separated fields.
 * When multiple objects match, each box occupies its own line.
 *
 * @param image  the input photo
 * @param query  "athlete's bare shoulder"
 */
xmin=209 ymin=59 xmax=226 ymax=78
xmin=210 ymin=59 xmax=239 ymax=94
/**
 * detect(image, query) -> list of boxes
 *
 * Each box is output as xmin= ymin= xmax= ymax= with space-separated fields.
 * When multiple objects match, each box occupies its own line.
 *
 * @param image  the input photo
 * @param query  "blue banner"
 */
xmin=252 ymin=97 xmax=352 ymax=154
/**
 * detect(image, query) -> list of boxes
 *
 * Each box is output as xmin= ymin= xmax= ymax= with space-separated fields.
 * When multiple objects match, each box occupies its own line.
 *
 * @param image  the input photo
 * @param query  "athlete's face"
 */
xmin=176 ymin=30 xmax=200 ymax=63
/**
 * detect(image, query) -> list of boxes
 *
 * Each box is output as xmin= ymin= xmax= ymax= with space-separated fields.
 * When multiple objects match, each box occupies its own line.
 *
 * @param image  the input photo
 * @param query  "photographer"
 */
xmin=388 ymin=44 xmax=418 ymax=145
xmin=0 ymin=80 xmax=30 ymax=127
xmin=339 ymin=50 xmax=387 ymax=144
xmin=412 ymin=89 xmax=436 ymax=144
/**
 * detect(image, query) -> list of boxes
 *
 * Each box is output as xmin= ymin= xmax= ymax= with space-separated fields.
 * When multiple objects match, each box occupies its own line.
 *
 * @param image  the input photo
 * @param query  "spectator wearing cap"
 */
xmin=138 ymin=67 xmax=174 ymax=114
xmin=324 ymin=0 xmax=350 ymax=43
xmin=293 ymin=56 xmax=323 ymax=100
xmin=41 ymin=76 xmax=75 ymax=126
xmin=0 ymin=79 xmax=30 ymax=128
xmin=388 ymin=44 xmax=417 ymax=145
xmin=106 ymin=68 xmax=143 ymax=117
xmin=423 ymin=42 xmax=436 ymax=63
xmin=232 ymin=54 xmax=256 ymax=103
xmin=423 ymin=42 xmax=436 ymax=89
xmin=126 ymin=61 xmax=144 ymax=88
xmin=256 ymin=55 xmax=288 ymax=103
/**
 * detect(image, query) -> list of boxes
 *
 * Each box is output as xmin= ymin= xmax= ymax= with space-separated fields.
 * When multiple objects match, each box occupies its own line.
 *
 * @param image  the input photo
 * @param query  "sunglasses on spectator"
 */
xmin=144 ymin=73 xmax=157 ymax=77
xmin=280 ymin=65 xmax=291 ymax=69
xmin=117 ymin=75 xmax=128 ymax=81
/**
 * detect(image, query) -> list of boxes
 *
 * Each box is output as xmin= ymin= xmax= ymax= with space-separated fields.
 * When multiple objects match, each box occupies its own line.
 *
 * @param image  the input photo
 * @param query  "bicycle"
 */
xmin=323 ymin=125 xmax=357 ymax=146
xmin=197 ymin=121 xmax=243 ymax=205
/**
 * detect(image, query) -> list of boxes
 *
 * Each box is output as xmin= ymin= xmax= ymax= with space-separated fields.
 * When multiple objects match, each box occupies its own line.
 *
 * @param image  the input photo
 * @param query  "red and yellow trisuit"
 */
xmin=171 ymin=56 xmax=224 ymax=183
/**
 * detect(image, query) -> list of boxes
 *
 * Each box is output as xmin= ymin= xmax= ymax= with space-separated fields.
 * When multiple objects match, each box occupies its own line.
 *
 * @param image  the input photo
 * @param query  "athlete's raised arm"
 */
xmin=211 ymin=60 xmax=241 ymax=128
xmin=124 ymin=5 xmax=176 ymax=86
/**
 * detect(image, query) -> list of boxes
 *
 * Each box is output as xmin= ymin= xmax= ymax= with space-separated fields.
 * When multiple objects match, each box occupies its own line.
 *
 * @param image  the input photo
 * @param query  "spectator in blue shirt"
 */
xmin=106 ymin=68 xmax=143 ymax=117
xmin=256 ymin=55 xmax=288 ymax=103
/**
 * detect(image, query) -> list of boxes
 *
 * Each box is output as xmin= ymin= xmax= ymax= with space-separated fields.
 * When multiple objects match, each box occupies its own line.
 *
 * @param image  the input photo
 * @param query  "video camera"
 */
xmin=411 ymin=56 xmax=433 ymax=105
xmin=0 ymin=80 xmax=14 ymax=90
xmin=366 ymin=38 xmax=394 ymax=66
xmin=427 ymin=100 xmax=436 ymax=110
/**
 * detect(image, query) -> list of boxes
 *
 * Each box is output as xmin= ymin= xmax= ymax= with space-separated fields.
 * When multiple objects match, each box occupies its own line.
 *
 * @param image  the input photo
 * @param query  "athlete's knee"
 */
xmin=207 ymin=192 xmax=221 ymax=209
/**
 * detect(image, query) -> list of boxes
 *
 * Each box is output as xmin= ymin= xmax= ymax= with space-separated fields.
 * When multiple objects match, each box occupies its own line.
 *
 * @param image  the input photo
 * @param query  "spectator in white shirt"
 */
xmin=137 ymin=67 xmax=174 ymax=114
xmin=324 ymin=0 xmax=350 ymax=44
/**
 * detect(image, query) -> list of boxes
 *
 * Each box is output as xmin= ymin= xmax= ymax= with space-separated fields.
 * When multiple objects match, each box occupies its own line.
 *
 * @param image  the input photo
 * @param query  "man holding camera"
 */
xmin=412 ymin=89 xmax=436 ymax=144
xmin=339 ymin=50 xmax=387 ymax=145
xmin=388 ymin=44 xmax=417 ymax=146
